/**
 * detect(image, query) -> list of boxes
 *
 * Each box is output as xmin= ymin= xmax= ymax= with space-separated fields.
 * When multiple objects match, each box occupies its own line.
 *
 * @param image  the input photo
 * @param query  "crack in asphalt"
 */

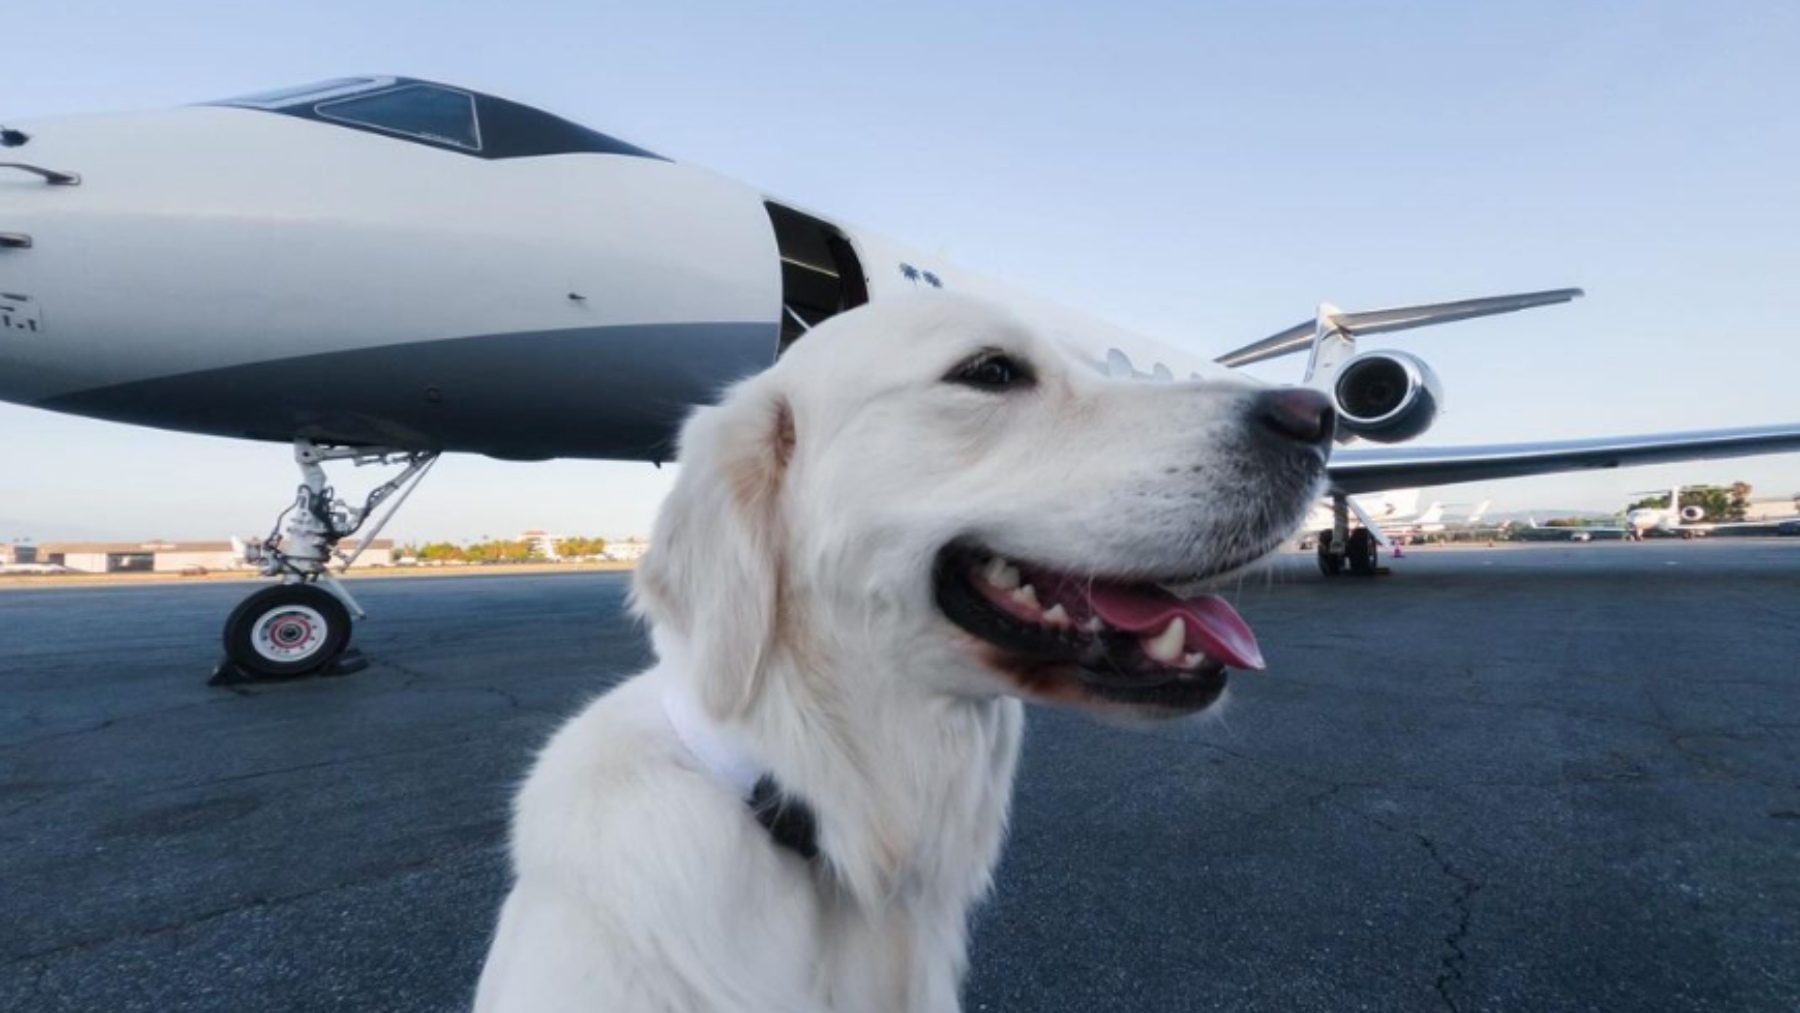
xmin=1276 ymin=673 xmax=1752 ymax=743
xmin=1416 ymin=832 xmax=1482 ymax=1012
xmin=1328 ymin=801 xmax=1486 ymax=1012
xmin=0 ymin=660 xmax=564 ymax=827
xmin=1192 ymin=737 xmax=1767 ymax=792
xmin=377 ymin=656 xmax=437 ymax=690
xmin=0 ymin=716 xmax=117 ymax=749
xmin=7 ymin=849 xmax=457 ymax=969
xmin=136 ymin=738 xmax=501 ymax=798
xmin=344 ymin=653 xmax=565 ymax=717
xmin=1202 ymin=741 xmax=1488 ymax=1010
xmin=411 ymin=664 xmax=563 ymax=717
xmin=0 ymin=791 xmax=62 ymax=820
xmin=0 ymin=690 xmax=257 ymax=750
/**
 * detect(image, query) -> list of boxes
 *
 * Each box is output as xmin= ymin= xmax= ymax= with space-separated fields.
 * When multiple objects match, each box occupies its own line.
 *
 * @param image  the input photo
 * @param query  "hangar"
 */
xmin=15 ymin=540 xmax=393 ymax=573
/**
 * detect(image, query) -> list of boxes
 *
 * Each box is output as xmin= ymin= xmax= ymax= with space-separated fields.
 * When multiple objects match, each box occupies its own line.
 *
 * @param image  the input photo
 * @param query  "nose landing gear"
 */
xmin=210 ymin=439 xmax=437 ymax=685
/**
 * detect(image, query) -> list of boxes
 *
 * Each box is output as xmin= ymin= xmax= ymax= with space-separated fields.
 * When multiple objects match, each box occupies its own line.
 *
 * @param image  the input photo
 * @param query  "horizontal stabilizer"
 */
xmin=1215 ymin=288 xmax=1584 ymax=368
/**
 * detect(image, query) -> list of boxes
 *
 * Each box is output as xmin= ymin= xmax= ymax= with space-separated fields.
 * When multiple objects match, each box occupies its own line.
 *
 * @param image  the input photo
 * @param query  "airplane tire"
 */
xmin=1316 ymin=532 xmax=1342 ymax=576
xmin=1347 ymin=528 xmax=1378 ymax=576
xmin=223 ymin=584 xmax=352 ymax=679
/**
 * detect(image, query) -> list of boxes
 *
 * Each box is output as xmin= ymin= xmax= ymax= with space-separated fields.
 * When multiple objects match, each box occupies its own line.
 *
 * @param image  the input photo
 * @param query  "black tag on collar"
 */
xmin=747 ymin=775 xmax=820 ymax=861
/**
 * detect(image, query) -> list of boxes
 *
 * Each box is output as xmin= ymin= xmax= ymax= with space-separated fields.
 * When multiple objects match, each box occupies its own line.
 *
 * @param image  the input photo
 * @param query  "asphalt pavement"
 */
xmin=1 ymin=540 xmax=1796 ymax=1012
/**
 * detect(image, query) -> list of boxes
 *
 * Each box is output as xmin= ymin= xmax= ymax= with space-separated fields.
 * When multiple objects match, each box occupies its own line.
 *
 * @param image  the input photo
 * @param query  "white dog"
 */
xmin=474 ymin=294 xmax=1332 ymax=1012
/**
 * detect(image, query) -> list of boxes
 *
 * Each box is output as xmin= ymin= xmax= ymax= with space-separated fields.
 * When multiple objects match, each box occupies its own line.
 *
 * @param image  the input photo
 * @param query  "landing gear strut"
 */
xmin=1316 ymin=532 xmax=1342 ymax=576
xmin=1315 ymin=493 xmax=1385 ymax=578
xmin=211 ymin=440 xmax=437 ymax=685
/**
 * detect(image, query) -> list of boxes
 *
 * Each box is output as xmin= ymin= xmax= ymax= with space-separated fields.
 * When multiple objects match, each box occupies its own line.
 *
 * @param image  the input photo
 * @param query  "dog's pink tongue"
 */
xmin=1085 ymin=584 xmax=1265 ymax=671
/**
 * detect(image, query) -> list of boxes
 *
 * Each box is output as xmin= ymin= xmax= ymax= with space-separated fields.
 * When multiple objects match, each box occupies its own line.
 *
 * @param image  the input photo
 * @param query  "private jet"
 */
xmin=1571 ymin=486 xmax=1785 ymax=541
xmin=1393 ymin=500 xmax=1492 ymax=542
xmin=5 ymin=76 xmax=1800 ymax=679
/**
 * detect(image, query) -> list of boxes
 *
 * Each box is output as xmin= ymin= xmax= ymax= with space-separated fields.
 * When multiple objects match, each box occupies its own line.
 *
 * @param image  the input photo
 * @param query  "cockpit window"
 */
xmin=206 ymin=76 xmax=666 ymax=163
xmin=316 ymin=84 xmax=481 ymax=152
xmin=217 ymin=78 xmax=386 ymax=108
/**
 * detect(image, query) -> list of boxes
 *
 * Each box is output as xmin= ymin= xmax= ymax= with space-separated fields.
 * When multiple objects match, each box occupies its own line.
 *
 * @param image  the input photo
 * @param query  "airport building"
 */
xmin=1745 ymin=497 xmax=1800 ymax=522
xmin=605 ymin=537 xmax=650 ymax=562
xmin=19 ymin=539 xmax=393 ymax=573
xmin=521 ymin=530 xmax=561 ymax=561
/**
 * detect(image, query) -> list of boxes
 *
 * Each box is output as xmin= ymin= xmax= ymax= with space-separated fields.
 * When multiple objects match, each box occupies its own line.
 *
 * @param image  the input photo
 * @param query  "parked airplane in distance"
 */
xmin=0 ymin=562 xmax=74 ymax=575
xmin=1300 ymin=494 xmax=1490 ymax=547
xmin=1385 ymin=499 xmax=1492 ymax=544
xmin=1577 ymin=486 xmax=1785 ymax=541
xmin=5 ymin=76 xmax=1800 ymax=677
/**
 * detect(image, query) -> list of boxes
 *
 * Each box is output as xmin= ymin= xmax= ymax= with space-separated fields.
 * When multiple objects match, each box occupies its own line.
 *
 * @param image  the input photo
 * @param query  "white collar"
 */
xmin=661 ymin=682 xmax=763 ymax=800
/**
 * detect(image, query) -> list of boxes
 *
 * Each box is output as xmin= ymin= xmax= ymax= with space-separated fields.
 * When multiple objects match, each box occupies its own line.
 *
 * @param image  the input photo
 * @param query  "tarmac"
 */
xmin=1 ymin=540 xmax=1796 ymax=1012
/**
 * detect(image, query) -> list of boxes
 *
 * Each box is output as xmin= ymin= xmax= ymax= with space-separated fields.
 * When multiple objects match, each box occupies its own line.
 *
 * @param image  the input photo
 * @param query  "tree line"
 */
xmin=396 ymin=536 xmax=609 ymax=562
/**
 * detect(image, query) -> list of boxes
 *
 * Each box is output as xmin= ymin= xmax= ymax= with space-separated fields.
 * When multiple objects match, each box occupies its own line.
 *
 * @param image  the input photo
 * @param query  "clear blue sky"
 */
xmin=4 ymin=1 xmax=1797 ymax=543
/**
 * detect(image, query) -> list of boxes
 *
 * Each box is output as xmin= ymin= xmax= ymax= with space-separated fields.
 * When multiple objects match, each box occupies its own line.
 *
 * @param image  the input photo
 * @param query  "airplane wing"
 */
xmin=1326 ymin=424 xmax=1800 ymax=496
xmin=1679 ymin=519 xmax=1793 ymax=533
xmin=1528 ymin=519 xmax=1628 ymax=535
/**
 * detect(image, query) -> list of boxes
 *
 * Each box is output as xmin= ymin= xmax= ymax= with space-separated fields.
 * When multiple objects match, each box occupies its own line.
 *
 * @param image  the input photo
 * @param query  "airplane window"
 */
xmin=316 ymin=85 xmax=481 ymax=152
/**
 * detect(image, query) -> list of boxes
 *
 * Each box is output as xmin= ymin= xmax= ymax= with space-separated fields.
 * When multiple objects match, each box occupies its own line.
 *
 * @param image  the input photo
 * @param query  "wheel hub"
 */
xmin=253 ymin=605 xmax=327 ymax=662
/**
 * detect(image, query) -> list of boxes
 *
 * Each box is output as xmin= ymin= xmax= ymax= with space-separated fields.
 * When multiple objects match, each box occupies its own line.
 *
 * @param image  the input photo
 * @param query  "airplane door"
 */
xmin=765 ymin=202 xmax=868 ymax=354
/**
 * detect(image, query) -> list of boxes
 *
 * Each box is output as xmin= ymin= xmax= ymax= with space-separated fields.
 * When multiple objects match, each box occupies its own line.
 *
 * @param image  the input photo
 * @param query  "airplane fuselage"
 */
xmin=0 ymin=77 xmax=1213 ymax=461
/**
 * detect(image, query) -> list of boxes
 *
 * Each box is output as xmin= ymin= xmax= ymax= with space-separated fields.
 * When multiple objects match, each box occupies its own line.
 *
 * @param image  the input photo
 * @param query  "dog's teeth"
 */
xmin=1081 ymin=616 xmax=1105 ymax=633
xmin=1142 ymin=617 xmax=1186 ymax=664
xmin=1041 ymin=604 xmax=1070 ymax=626
xmin=1180 ymin=651 xmax=1207 ymax=670
xmin=1010 ymin=584 xmax=1041 ymax=611
xmin=983 ymin=556 xmax=1021 ymax=591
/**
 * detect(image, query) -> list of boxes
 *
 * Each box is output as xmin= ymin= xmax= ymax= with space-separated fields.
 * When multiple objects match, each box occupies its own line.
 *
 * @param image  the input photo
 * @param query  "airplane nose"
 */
xmin=1252 ymin=387 xmax=1336 ymax=447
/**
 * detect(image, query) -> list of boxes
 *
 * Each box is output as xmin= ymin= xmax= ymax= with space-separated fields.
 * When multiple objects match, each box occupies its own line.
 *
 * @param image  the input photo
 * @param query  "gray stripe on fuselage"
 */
xmin=38 ymin=322 xmax=778 ymax=461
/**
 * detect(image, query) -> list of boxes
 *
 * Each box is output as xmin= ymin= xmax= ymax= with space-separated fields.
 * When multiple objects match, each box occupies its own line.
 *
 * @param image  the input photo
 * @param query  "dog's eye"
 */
xmin=947 ymin=351 xmax=1034 ymax=392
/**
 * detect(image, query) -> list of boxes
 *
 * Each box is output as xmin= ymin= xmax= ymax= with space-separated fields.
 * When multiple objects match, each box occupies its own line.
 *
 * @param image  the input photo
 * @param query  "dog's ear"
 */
xmin=633 ymin=378 xmax=796 ymax=718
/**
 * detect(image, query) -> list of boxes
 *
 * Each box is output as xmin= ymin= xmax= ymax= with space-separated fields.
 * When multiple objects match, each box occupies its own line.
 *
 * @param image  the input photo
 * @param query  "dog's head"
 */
xmin=634 ymin=295 xmax=1331 ymax=720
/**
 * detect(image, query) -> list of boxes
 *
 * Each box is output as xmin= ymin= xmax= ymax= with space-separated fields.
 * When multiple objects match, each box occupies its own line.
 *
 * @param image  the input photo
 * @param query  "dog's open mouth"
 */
xmin=933 ymin=543 xmax=1264 ymax=712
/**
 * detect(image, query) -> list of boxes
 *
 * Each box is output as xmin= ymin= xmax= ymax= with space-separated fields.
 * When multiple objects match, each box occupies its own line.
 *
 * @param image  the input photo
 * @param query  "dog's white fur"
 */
xmin=474 ymin=295 xmax=1319 ymax=1012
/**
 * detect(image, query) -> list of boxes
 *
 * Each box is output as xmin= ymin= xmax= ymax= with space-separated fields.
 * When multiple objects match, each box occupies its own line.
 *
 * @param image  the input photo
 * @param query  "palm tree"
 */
xmin=1729 ymin=481 xmax=1753 ymax=522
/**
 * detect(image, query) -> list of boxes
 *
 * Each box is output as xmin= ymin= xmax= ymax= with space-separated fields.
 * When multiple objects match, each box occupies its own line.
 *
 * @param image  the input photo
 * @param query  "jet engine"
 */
xmin=1680 ymin=505 xmax=1706 ymax=522
xmin=1331 ymin=350 xmax=1442 ymax=443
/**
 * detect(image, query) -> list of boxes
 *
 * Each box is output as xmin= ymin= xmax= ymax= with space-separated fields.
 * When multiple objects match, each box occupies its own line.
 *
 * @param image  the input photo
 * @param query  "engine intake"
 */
xmin=1680 ymin=505 xmax=1706 ymax=522
xmin=1332 ymin=350 xmax=1442 ymax=443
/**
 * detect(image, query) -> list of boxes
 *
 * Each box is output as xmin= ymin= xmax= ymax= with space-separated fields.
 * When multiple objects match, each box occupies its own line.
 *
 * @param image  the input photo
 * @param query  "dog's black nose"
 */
xmin=1252 ymin=387 xmax=1336 ymax=447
